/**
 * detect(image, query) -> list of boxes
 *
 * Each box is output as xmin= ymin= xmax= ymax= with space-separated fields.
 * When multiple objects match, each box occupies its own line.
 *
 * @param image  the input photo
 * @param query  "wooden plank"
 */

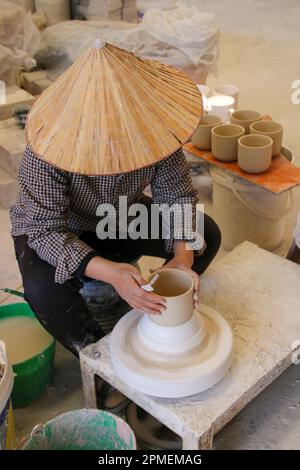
xmin=184 ymin=142 xmax=300 ymax=194
xmin=0 ymin=86 xmax=35 ymax=120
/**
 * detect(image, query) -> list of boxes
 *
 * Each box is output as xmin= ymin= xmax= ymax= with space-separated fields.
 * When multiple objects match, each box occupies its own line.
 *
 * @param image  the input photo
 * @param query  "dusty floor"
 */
xmin=1 ymin=0 xmax=300 ymax=450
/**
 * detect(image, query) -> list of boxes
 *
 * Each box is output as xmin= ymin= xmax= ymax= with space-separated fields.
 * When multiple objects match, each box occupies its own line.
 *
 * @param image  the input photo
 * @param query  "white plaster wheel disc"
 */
xmin=110 ymin=304 xmax=233 ymax=398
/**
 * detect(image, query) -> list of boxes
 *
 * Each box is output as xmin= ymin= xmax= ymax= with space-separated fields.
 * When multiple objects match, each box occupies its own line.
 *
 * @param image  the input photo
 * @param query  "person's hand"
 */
xmin=106 ymin=263 xmax=166 ymax=315
xmin=151 ymin=251 xmax=200 ymax=307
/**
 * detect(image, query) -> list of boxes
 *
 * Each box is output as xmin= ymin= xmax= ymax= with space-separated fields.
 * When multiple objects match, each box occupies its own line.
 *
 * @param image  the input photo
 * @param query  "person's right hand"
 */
xmin=106 ymin=263 xmax=166 ymax=315
xmin=85 ymin=257 xmax=166 ymax=315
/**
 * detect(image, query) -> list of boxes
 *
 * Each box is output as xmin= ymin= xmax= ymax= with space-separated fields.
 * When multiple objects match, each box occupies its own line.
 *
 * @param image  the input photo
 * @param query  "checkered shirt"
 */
xmin=10 ymin=146 xmax=204 ymax=284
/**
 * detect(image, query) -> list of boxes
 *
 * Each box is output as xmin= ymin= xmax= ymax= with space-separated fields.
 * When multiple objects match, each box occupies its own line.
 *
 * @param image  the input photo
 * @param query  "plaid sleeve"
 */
xmin=151 ymin=148 xmax=206 ymax=253
xmin=18 ymin=147 xmax=96 ymax=284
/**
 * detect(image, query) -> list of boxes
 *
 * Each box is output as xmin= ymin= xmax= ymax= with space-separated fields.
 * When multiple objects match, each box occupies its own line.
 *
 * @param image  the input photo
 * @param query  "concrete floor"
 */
xmin=1 ymin=0 xmax=300 ymax=450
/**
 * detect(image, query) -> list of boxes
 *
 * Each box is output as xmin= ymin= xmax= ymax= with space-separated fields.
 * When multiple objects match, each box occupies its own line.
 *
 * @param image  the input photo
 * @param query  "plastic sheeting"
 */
xmin=36 ymin=2 xmax=218 ymax=83
xmin=0 ymin=1 xmax=40 ymax=84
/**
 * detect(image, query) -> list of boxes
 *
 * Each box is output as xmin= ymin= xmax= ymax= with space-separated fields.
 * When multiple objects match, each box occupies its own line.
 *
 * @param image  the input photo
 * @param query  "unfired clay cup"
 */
xmin=238 ymin=134 xmax=273 ymax=174
xmin=192 ymin=114 xmax=222 ymax=150
xmin=249 ymin=120 xmax=283 ymax=157
xmin=211 ymin=124 xmax=245 ymax=162
xmin=149 ymin=268 xmax=194 ymax=327
xmin=230 ymin=110 xmax=263 ymax=133
xmin=206 ymin=95 xmax=235 ymax=123
xmin=212 ymin=84 xmax=239 ymax=109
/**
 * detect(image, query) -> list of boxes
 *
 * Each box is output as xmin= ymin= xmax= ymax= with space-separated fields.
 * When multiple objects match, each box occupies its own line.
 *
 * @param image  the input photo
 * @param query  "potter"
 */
xmin=10 ymin=40 xmax=222 ymax=411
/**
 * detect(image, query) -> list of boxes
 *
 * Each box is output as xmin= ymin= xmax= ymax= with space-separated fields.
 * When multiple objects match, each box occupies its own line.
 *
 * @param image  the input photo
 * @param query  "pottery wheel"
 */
xmin=110 ymin=304 xmax=233 ymax=398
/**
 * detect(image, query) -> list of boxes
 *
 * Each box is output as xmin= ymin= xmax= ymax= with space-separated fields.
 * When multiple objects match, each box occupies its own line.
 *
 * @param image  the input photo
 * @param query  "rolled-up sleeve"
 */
xmin=151 ymin=149 xmax=205 ymax=253
xmin=17 ymin=148 xmax=96 ymax=284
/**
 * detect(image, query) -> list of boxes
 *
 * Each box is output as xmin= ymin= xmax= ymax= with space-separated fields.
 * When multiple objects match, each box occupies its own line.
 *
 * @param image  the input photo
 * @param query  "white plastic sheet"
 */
xmin=0 ymin=1 xmax=40 ymax=83
xmin=37 ymin=2 xmax=218 ymax=83
xmin=142 ymin=3 xmax=219 ymax=67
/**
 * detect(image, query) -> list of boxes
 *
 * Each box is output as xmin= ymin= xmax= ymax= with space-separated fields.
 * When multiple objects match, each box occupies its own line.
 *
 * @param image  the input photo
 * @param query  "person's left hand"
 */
xmin=151 ymin=254 xmax=200 ymax=307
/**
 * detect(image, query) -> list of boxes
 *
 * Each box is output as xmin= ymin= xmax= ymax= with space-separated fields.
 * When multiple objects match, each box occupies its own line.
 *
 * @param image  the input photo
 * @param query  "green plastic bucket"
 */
xmin=22 ymin=409 xmax=136 ymax=450
xmin=0 ymin=303 xmax=55 ymax=408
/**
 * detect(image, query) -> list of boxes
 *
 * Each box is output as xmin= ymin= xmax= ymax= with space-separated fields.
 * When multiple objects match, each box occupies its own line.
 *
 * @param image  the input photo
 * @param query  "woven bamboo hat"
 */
xmin=26 ymin=39 xmax=202 ymax=175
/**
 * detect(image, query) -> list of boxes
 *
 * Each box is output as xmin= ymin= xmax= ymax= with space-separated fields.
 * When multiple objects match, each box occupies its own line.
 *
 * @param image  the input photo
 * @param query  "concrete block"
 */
xmin=31 ymin=78 xmax=52 ymax=95
xmin=20 ymin=71 xmax=50 ymax=95
xmin=0 ymin=119 xmax=26 ymax=177
xmin=0 ymin=168 xmax=20 ymax=209
xmin=0 ymin=86 xmax=35 ymax=120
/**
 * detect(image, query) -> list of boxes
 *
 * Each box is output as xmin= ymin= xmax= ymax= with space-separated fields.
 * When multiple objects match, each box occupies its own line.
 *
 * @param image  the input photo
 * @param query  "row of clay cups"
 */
xmin=230 ymin=110 xmax=283 ymax=156
xmin=193 ymin=112 xmax=283 ymax=154
xmin=212 ymin=125 xmax=274 ymax=174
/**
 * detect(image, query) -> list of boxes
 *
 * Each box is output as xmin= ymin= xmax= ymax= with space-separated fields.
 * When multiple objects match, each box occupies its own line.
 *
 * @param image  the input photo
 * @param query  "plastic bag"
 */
xmin=142 ymin=3 xmax=219 ymax=67
xmin=0 ymin=1 xmax=40 ymax=56
xmin=0 ymin=1 xmax=40 ymax=83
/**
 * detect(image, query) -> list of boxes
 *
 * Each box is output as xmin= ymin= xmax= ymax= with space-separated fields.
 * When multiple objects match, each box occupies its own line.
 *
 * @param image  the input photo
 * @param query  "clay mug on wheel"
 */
xmin=148 ymin=268 xmax=194 ymax=327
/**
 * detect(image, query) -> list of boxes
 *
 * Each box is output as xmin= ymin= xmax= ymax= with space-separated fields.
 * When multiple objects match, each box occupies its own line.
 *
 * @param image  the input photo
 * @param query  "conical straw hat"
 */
xmin=26 ymin=39 xmax=203 ymax=175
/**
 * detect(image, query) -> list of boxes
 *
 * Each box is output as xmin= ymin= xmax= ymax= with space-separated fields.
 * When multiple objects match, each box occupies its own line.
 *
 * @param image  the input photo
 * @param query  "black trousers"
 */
xmin=13 ymin=211 xmax=221 ymax=358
